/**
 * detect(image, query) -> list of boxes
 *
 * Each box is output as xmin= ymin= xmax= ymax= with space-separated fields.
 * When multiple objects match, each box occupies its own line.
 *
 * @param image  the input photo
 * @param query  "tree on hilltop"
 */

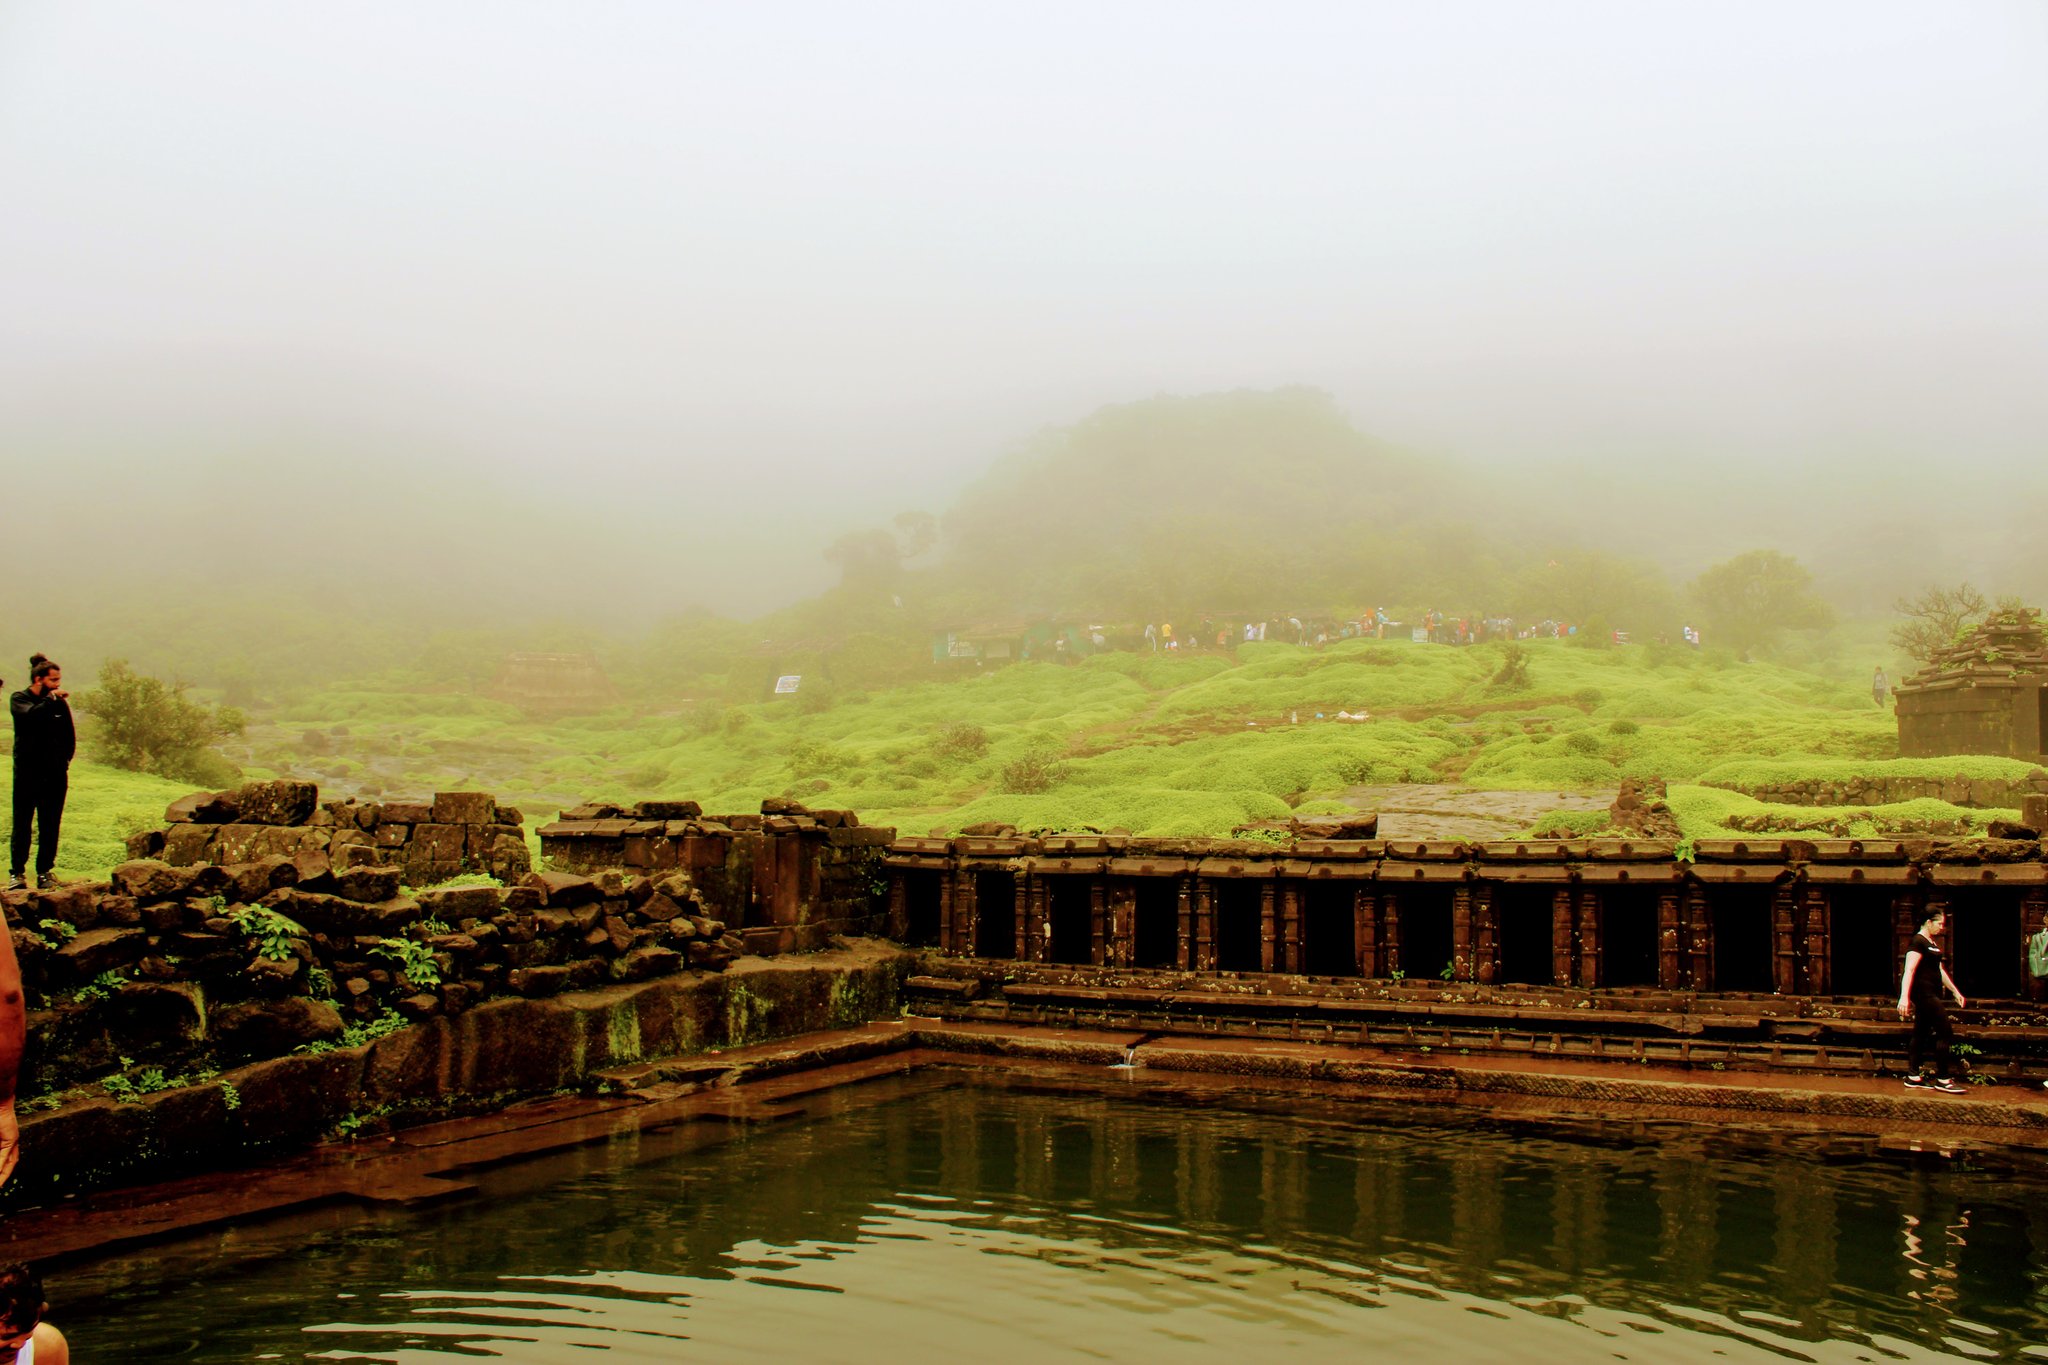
xmin=1687 ymin=550 xmax=1832 ymax=660
xmin=1889 ymin=582 xmax=1987 ymax=663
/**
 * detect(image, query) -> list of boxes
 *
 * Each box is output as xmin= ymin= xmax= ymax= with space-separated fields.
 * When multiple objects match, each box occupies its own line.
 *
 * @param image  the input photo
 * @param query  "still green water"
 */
xmin=55 ymin=1071 xmax=2048 ymax=1362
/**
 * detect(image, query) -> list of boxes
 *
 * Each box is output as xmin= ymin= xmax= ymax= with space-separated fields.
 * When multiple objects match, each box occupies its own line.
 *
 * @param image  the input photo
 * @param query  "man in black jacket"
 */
xmin=8 ymin=657 xmax=74 ymax=892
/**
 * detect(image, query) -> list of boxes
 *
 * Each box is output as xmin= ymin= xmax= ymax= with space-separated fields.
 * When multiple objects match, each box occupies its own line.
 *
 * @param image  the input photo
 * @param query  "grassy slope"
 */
xmin=0 ymin=757 xmax=192 ymax=882
xmin=209 ymin=636 xmax=2029 ymax=850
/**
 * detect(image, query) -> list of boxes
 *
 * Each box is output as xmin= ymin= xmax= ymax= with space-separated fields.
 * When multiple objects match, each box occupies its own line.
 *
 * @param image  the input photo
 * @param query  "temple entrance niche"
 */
xmin=1393 ymin=886 xmax=1455 ymax=981
xmin=974 ymin=871 xmax=1017 ymax=958
xmin=1600 ymin=888 xmax=1660 ymax=988
xmin=1302 ymin=883 xmax=1359 ymax=976
xmin=1046 ymin=876 xmax=1094 ymax=965
xmin=1214 ymin=881 xmax=1264 ymax=972
xmin=1709 ymin=886 xmax=1776 ymax=992
xmin=902 ymin=870 xmax=943 ymax=947
xmin=1948 ymin=892 xmax=2023 ymax=1000
xmin=1132 ymin=880 xmax=1181 ymax=969
xmin=1493 ymin=883 xmax=1557 ymax=986
xmin=1828 ymin=888 xmax=1898 ymax=997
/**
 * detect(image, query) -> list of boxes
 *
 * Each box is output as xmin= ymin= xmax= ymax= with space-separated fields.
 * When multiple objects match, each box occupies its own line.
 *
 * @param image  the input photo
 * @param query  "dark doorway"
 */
xmin=1829 ymin=889 xmax=1897 ymax=997
xmin=1302 ymin=883 xmax=1359 ymax=976
xmin=1949 ymin=893 xmax=2023 ymax=1000
xmin=974 ymin=871 xmax=1016 ymax=959
xmin=903 ymin=870 xmax=942 ymax=948
xmin=1601 ymin=888 xmax=1661 ymax=988
xmin=1047 ymin=877 xmax=1094 ymax=965
xmin=1395 ymin=886 xmax=1455 ymax=981
xmin=1494 ymin=884 xmax=1556 ymax=986
xmin=1215 ymin=882 xmax=1264 ymax=972
xmin=1710 ymin=888 xmax=1776 ymax=993
xmin=1133 ymin=881 xmax=1181 ymax=969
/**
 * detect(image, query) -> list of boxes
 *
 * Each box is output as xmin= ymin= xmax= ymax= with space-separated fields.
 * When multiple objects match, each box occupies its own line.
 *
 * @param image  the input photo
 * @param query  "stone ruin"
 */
xmin=487 ymin=650 xmax=620 ymax=714
xmin=1896 ymin=606 xmax=2048 ymax=763
xmin=123 ymin=780 xmax=532 ymax=885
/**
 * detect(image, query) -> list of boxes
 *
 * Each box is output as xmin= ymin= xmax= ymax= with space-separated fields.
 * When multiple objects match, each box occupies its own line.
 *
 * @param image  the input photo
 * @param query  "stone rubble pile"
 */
xmin=124 ymin=780 xmax=532 ymax=885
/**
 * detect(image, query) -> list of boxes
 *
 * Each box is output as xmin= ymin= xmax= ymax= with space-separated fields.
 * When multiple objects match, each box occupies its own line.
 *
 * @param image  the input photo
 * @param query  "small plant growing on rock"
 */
xmin=35 ymin=918 xmax=76 ymax=945
xmin=368 ymin=938 xmax=441 ymax=988
xmin=230 ymin=904 xmax=307 ymax=963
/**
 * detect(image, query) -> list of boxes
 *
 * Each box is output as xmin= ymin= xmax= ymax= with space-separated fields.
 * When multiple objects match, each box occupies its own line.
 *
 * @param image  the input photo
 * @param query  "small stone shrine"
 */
xmin=1895 ymin=606 xmax=2048 ymax=762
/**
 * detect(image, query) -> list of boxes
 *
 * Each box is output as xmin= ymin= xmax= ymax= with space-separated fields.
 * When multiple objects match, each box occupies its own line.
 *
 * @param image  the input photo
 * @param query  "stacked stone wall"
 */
xmin=1703 ymin=769 xmax=2048 ymax=811
xmin=0 ymin=855 xmax=744 ymax=1125
xmin=539 ymin=797 xmax=893 ymax=953
xmin=123 ymin=780 xmax=532 ymax=885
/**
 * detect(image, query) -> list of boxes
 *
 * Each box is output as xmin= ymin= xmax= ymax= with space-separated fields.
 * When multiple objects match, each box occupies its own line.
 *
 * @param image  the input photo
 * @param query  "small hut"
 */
xmin=1895 ymin=608 xmax=2048 ymax=761
xmin=487 ymin=652 xmax=619 ymax=714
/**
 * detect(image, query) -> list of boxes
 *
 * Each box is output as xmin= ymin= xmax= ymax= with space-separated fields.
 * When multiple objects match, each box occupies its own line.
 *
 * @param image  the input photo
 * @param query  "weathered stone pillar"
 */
xmin=1177 ymin=877 xmax=1195 ymax=970
xmin=1019 ymin=872 xmax=1044 ymax=962
xmin=1278 ymin=883 xmax=1303 ymax=974
xmin=1452 ymin=884 xmax=1475 ymax=982
xmin=1574 ymin=888 xmax=1601 ymax=990
xmin=1657 ymin=888 xmax=1683 ymax=989
xmin=1259 ymin=881 xmax=1279 ymax=973
xmin=2025 ymin=888 xmax=2048 ymax=1002
xmin=1551 ymin=887 xmax=1576 ymax=987
xmin=1354 ymin=887 xmax=1377 ymax=977
xmin=1108 ymin=880 xmax=1137 ymax=968
xmin=886 ymin=872 xmax=909 ymax=942
xmin=1470 ymin=883 xmax=1498 ymax=986
xmin=1801 ymin=885 xmax=1829 ymax=995
xmin=1192 ymin=878 xmax=1217 ymax=971
xmin=1090 ymin=876 xmax=1110 ymax=966
xmin=1383 ymin=890 xmax=1404 ymax=977
xmin=1683 ymin=883 xmax=1712 ymax=989
xmin=1771 ymin=886 xmax=1800 ymax=995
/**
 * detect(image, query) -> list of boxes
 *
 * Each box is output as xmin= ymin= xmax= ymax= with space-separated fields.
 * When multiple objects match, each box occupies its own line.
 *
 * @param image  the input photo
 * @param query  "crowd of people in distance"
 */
xmin=1098 ymin=611 xmax=1707 ymax=654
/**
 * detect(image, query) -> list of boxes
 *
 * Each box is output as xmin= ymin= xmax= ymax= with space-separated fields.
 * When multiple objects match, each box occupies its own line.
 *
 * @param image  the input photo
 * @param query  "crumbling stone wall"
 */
xmin=124 ymin=780 xmax=532 ymax=885
xmin=0 ymin=856 xmax=743 ymax=1124
xmin=539 ymin=797 xmax=893 ymax=954
xmin=1895 ymin=607 xmax=2048 ymax=762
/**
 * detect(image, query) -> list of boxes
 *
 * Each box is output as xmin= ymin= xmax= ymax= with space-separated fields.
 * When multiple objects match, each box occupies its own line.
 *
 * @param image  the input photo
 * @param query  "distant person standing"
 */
xmin=1873 ymin=667 xmax=1890 ymax=709
xmin=9 ymin=656 xmax=74 ymax=892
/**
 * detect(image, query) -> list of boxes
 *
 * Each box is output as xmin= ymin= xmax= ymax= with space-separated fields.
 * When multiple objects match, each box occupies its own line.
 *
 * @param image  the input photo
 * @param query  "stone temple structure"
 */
xmin=487 ymin=651 xmax=619 ymax=714
xmin=1895 ymin=607 xmax=2048 ymax=763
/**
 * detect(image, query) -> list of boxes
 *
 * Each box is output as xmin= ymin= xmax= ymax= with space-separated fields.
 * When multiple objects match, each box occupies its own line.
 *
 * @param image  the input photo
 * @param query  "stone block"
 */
xmin=417 ymin=885 xmax=502 ymax=920
xmin=52 ymin=926 xmax=149 ymax=980
xmin=380 ymin=802 xmax=433 ymax=825
xmin=125 ymin=830 xmax=167 ymax=860
xmin=432 ymin=791 xmax=496 ymax=826
xmin=508 ymin=964 xmax=571 ymax=998
xmin=234 ymin=780 xmax=319 ymax=826
xmin=335 ymin=865 xmax=403 ymax=903
xmin=634 ymin=800 xmax=701 ymax=820
xmin=210 ymin=997 xmax=345 ymax=1064
xmin=525 ymin=870 xmax=602 ymax=907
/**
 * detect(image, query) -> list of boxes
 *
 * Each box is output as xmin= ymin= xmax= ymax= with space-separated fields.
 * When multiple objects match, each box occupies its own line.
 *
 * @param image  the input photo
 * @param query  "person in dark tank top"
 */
xmin=1898 ymin=908 xmax=1967 ymax=1093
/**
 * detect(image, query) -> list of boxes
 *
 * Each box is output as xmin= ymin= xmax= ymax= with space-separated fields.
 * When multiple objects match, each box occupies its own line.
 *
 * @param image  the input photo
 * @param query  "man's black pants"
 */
xmin=10 ymin=768 xmax=67 ymax=878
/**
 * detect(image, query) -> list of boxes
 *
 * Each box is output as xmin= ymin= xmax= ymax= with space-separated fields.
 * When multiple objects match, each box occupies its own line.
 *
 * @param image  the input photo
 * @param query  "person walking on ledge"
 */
xmin=8 ymin=656 xmax=74 ymax=892
xmin=1899 ymin=908 xmax=1968 ymax=1093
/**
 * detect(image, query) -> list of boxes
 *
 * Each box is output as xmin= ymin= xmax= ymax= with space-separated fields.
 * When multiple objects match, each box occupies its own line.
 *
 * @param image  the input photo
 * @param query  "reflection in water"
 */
xmin=55 ymin=1074 xmax=2048 ymax=1362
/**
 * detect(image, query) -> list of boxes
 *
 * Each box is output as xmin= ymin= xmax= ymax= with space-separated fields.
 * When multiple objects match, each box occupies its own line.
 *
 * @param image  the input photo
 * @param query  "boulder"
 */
xmin=234 ymin=780 xmax=320 ymax=827
xmin=417 ymin=885 xmax=502 ymax=920
xmin=165 ymin=790 xmax=241 ymax=824
xmin=54 ymin=927 xmax=149 ymax=979
xmin=125 ymin=830 xmax=167 ymax=860
xmin=227 ymin=856 xmax=300 ymax=905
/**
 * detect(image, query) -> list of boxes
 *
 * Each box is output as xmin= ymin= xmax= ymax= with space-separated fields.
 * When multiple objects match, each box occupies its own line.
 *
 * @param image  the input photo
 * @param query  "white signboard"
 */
xmin=773 ymin=674 xmax=802 ymax=694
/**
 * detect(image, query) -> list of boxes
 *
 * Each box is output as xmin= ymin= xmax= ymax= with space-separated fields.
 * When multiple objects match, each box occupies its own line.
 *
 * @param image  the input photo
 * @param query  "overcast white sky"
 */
xmin=2 ymin=2 xmax=2044 ymax=610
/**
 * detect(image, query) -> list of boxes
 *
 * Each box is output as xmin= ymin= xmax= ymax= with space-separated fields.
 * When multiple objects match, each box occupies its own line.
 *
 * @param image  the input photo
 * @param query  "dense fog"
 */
xmin=3 ymin=2 xmax=2044 ymax=690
